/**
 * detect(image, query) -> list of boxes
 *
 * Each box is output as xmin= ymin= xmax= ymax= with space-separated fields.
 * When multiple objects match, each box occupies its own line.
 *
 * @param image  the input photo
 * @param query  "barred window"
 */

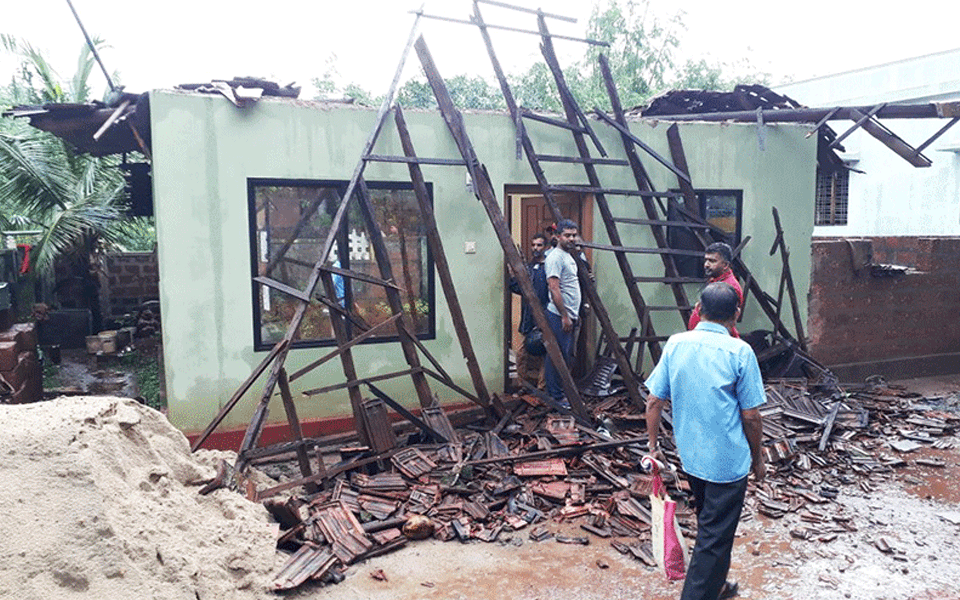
xmin=815 ymin=169 xmax=849 ymax=226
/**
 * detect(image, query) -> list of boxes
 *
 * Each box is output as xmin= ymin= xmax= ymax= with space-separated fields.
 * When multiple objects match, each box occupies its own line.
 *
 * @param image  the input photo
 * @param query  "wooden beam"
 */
xmin=302 ymin=367 xmax=425 ymax=397
xmin=355 ymin=180 xmax=436 ymax=408
xmin=394 ymin=105 xmax=497 ymax=414
xmin=416 ymin=32 xmax=591 ymax=421
xmin=190 ymin=339 xmax=287 ymax=452
xmin=595 ymin=109 xmax=692 ymax=184
xmin=650 ymin=102 xmax=960 ymax=123
xmin=830 ymin=103 xmax=886 ymax=148
xmin=851 ymin=108 xmax=932 ymax=168
xmin=276 ymin=368 xmax=318 ymax=492
xmin=287 ymin=313 xmax=402 ymax=382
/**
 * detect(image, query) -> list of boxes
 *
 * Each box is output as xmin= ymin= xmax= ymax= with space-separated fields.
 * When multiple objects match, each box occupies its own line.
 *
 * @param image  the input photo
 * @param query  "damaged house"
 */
xmin=3 ymin=5 xmax=960 ymax=593
xmin=145 ymin=87 xmax=816 ymax=443
xmin=5 ymin=8 xmax=957 ymax=459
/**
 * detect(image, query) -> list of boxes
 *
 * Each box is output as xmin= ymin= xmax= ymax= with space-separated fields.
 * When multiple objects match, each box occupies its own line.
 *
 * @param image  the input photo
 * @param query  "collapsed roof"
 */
xmin=640 ymin=84 xmax=849 ymax=175
xmin=1 ymin=77 xmax=301 ymax=157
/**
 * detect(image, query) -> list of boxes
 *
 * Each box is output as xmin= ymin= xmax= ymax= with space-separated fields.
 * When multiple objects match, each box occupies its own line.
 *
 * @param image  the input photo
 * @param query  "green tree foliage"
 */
xmin=579 ymin=0 xmax=684 ymax=109
xmin=311 ymin=1 xmax=766 ymax=114
xmin=0 ymin=36 xmax=154 ymax=275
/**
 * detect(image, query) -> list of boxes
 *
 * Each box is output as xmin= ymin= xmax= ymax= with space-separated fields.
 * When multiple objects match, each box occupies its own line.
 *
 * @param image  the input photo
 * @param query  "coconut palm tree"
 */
xmin=0 ymin=35 xmax=150 ymax=277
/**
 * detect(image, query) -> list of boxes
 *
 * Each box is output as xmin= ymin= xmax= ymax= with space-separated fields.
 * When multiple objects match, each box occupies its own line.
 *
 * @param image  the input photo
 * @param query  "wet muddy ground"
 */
xmin=50 ymin=349 xmax=138 ymax=397
xmin=287 ymin=376 xmax=960 ymax=600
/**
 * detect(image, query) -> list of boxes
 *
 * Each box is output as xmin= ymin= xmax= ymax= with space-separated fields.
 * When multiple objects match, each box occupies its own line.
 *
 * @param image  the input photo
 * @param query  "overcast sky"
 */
xmin=2 ymin=0 xmax=959 ymax=103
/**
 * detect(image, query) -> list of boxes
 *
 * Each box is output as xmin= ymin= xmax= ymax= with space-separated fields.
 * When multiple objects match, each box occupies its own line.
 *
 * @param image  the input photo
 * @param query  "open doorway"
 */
xmin=503 ymin=186 xmax=593 ymax=392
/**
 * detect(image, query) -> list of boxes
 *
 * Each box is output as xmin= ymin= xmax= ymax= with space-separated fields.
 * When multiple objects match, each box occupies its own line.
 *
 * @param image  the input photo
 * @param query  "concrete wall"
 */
xmin=149 ymin=90 xmax=817 ymax=434
xmin=808 ymin=237 xmax=960 ymax=380
xmin=779 ymin=48 xmax=960 ymax=238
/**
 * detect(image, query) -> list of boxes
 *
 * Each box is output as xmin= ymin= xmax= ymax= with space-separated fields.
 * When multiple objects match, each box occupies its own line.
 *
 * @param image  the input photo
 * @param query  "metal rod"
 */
xmin=64 ymin=0 xmax=116 ymax=92
xmin=830 ymin=103 xmax=886 ymax=148
xmin=477 ymin=0 xmax=578 ymax=23
xmin=413 ymin=11 xmax=608 ymax=46
xmin=650 ymin=102 xmax=960 ymax=123
xmin=914 ymin=116 xmax=960 ymax=154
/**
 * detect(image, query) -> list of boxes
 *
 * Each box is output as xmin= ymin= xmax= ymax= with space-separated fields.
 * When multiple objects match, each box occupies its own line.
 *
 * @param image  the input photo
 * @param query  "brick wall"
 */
xmin=808 ymin=237 xmax=960 ymax=375
xmin=99 ymin=252 xmax=159 ymax=319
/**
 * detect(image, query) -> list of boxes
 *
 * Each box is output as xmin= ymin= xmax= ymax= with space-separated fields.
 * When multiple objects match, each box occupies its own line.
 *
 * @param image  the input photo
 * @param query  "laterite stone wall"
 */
xmin=808 ymin=237 xmax=960 ymax=379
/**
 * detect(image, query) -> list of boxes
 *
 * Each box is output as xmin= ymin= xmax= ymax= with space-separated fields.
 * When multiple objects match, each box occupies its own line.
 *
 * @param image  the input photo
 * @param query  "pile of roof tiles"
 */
xmin=257 ymin=381 xmax=958 ymax=591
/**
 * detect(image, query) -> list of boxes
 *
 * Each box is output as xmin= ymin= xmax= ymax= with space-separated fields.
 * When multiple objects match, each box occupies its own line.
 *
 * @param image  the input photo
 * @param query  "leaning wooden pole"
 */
xmin=393 ymin=105 xmax=501 ymax=416
xmin=355 ymin=179 xmax=436 ymax=409
xmin=205 ymin=14 xmax=423 ymax=459
xmin=414 ymin=36 xmax=590 ymax=422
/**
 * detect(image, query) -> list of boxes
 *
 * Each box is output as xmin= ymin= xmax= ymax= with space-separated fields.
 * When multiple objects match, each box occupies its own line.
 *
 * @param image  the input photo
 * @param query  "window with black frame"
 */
xmin=248 ymin=179 xmax=434 ymax=351
xmin=667 ymin=190 xmax=743 ymax=278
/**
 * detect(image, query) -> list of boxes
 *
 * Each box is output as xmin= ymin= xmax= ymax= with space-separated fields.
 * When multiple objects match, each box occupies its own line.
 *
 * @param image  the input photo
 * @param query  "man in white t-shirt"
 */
xmin=543 ymin=219 xmax=581 ymax=407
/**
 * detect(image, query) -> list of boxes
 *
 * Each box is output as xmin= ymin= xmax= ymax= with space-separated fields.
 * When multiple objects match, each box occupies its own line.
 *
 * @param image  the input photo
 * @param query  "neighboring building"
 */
xmin=779 ymin=47 xmax=960 ymax=237
xmin=779 ymin=50 xmax=960 ymax=380
xmin=147 ymin=89 xmax=817 ymax=438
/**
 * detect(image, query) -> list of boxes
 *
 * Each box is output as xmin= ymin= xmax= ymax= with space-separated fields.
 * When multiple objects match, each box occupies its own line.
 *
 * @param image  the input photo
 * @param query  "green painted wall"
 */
xmin=150 ymin=90 xmax=816 ymax=433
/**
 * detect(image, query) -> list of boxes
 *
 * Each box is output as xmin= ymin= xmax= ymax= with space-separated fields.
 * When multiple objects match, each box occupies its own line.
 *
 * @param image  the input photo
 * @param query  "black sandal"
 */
xmin=719 ymin=580 xmax=739 ymax=599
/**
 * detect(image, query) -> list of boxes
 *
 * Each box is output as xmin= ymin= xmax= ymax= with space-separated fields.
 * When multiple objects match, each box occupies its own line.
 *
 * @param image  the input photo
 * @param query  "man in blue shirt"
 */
xmin=645 ymin=282 xmax=766 ymax=600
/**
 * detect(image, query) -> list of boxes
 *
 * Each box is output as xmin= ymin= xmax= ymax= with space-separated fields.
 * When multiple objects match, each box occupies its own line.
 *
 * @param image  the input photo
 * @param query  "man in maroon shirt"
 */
xmin=688 ymin=242 xmax=743 ymax=337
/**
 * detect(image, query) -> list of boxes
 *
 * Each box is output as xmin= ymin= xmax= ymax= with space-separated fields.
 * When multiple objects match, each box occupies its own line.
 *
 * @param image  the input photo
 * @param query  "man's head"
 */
xmin=544 ymin=223 xmax=558 ymax=247
xmin=530 ymin=233 xmax=548 ymax=260
xmin=699 ymin=282 xmax=740 ymax=323
xmin=555 ymin=219 xmax=579 ymax=253
xmin=704 ymin=242 xmax=733 ymax=278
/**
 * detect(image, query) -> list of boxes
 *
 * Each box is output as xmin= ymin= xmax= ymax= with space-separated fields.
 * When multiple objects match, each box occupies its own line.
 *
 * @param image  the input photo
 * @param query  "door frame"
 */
xmin=502 ymin=185 xmax=594 ymax=392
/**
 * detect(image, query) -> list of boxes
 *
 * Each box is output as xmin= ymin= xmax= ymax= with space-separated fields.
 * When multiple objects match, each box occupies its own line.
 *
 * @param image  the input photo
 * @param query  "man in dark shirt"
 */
xmin=510 ymin=234 xmax=549 ymax=388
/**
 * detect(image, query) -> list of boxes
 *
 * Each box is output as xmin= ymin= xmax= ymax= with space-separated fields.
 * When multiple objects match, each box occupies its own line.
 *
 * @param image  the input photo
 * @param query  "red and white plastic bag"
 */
xmin=641 ymin=455 xmax=689 ymax=580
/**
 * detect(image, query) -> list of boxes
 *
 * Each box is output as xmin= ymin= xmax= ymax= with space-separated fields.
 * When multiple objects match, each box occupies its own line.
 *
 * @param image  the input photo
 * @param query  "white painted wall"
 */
xmin=779 ymin=48 xmax=960 ymax=237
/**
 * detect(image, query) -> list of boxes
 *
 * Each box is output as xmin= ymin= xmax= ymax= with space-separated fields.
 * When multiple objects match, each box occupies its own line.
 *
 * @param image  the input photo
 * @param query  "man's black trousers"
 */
xmin=680 ymin=475 xmax=748 ymax=600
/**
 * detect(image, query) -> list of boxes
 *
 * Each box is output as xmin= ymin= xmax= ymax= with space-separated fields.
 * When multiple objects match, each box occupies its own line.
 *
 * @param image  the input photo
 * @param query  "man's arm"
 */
xmin=548 ymin=276 xmax=572 ymax=332
xmin=645 ymin=394 xmax=665 ymax=455
xmin=740 ymin=407 xmax=765 ymax=483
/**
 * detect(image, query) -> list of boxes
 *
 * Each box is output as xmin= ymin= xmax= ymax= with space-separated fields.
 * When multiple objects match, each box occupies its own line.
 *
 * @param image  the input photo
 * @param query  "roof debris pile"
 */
xmin=250 ymin=380 xmax=957 ymax=592
xmin=750 ymin=381 xmax=958 ymax=529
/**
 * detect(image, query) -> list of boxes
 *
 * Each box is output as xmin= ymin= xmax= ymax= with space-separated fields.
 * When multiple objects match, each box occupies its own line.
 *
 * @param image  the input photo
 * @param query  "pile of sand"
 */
xmin=0 ymin=396 xmax=280 ymax=600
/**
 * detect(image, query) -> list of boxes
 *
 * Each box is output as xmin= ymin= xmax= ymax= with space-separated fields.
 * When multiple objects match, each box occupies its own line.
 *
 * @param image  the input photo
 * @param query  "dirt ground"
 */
xmin=10 ymin=370 xmax=958 ymax=599
xmin=281 ymin=374 xmax=960 ymax=600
